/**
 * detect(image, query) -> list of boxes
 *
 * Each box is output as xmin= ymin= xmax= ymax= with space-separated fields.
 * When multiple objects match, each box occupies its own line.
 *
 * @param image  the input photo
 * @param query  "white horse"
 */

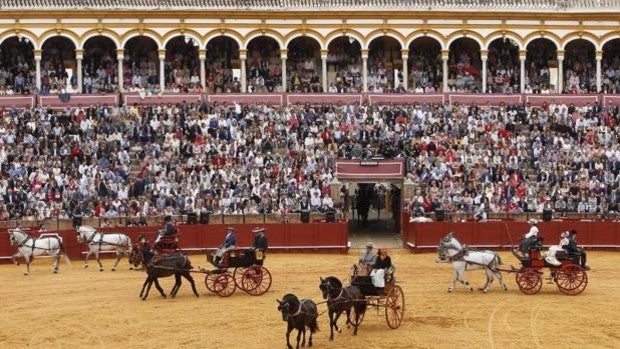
xmin=436 ymin=232 xmax=508 ymax=293
xmin=75 ymin=226 xmax=132 ymax=271
xmin=8 ymin=228 xmax=71 ymax=275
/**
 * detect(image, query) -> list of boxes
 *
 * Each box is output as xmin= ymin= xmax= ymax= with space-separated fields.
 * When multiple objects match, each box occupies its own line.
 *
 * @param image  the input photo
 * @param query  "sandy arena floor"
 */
xmin=0 ymin=250 xmax=619 ymax=349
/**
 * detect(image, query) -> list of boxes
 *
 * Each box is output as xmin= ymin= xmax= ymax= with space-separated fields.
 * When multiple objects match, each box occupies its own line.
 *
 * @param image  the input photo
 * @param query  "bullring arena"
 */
xmin=1 ymin=250 xmax=619 ymax=348
xmin=3 ymin=0 xmax=620 ymax=348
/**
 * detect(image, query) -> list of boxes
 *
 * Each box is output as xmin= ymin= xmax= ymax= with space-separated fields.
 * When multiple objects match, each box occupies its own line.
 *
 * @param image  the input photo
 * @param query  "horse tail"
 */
xmin=307 ymin=302 xmax=319 ymax=333
xmin=59 ymin=240 xmax=71 ymax=266
xmin=126 ymin=235 xmax=132 ymax=251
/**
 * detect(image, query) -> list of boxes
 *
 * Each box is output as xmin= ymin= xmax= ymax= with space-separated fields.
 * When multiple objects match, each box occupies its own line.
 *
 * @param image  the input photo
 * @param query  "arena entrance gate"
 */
xmin=334 ymin=159 xmax=405 ymax=248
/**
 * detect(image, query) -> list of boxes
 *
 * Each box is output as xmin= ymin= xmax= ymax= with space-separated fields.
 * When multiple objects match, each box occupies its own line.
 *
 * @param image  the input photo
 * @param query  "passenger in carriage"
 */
xmin=249 ymin=227 xmax=268 ymax=261
xmin=213 ymin=227 xmax=237 ymax=265
xmin=545 ymin=231 xmax=570 ymax=266
xmin=370 ymin=248 xmax=392 ymax=289
xmin=162 ymin=215 xmax=178 ymax=236
xmin=566 ymin=230 xmax=588 ymax=269
xmin=153 ymin=215 xmax=179 ymax=251
xmin=357 ymin=242 xmax=376 ymax=275
xmin=519 ymin=219 xmax=542 ymax=256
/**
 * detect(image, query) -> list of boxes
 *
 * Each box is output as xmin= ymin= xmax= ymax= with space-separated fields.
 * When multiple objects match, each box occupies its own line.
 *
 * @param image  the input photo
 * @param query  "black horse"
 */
xmin=319 ymin=276 xmax=366 ymax=341
xmin=135 ymin=249 xmax=199 ymax=301
xmin=277 ymin=293 xmax=319 ymax=349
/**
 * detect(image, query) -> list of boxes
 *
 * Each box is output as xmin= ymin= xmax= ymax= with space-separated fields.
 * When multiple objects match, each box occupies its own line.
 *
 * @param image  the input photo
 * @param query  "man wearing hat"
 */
xmin=214 ymin=227 xmax=237 ymax=265
xmin=519 ymin=219 xmax=541 ymax=256
xmin=566 ymin=230 xmax=588 ymax=269
xmin=250 ymin=227 xmax=268 ymax=263
xmin=358 ymin=242 xmax=377 ymax=273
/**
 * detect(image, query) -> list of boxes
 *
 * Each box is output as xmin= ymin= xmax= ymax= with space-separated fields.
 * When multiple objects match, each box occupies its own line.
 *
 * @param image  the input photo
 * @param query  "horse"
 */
xmin=277 ymin=293 xmax=319 ymax=349
xmin=319 ymin=276 xmax=366 ymax=341
xmin=75 ymin=225 xmax=132 ymax=271
xmin=8 ymin=228 xmax=71 ymax=275
xmin=436 ymin=232 xmax=508 ymax=293
xmin=135 ymin=248 xmax=199 ymax=301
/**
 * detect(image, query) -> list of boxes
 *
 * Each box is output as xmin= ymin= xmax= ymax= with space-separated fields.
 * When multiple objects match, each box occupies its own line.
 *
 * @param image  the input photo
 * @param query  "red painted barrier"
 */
xmin=1 ymin=222 xmax=349 ymax=262
xmin=403 ymin=215 xmax=620 ymax=251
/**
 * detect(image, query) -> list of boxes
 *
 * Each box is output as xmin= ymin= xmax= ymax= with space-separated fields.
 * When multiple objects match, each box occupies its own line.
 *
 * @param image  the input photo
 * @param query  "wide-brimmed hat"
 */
xmin=365 ymin=242 xmax=374 ymax=248
xmin=528 ymin=219 xmax=538 ymax=225
xmin=252 ymin=227 xmax=265 ymax=233
xmin=227 ymin=226 xmax=236 ymax=231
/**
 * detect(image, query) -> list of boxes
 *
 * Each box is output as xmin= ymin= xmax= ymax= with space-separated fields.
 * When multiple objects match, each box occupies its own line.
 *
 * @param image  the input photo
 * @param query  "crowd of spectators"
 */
xmin=0 ymin=38 xmax=36 ymax=95
xmin=602 ymin=53 xmax=620 ymax=94
xmin=326 ymin=40 xmax=362 ymax=93
xmin=563 ymin=43 xmax=597 ymax=94
xmin=486 ymin=41 xmax=519 ymax=93
xmin=82 ymin=45 xmax=118 ymax=94
xmin=447 ymin=44 xmax=480 ymax=92
xmin=1 ymin=98 xmax=620 ymax=223
xmin=408 ymin=48 xmax=442 ymax=93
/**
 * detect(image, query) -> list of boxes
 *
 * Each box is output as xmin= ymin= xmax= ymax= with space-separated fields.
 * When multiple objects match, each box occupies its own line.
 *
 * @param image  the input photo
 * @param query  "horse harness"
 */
xmin=449 ymin=251 xmax=498 ymax=271
xmin=14 ymin=233 xmax=61 ymax=253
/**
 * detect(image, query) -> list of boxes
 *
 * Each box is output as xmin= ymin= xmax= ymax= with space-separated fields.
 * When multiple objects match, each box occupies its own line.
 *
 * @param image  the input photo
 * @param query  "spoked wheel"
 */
xmin=242 ymin=266 xmax=272 ymax=296
xmin=556 ymin=265 xmax=588 ymax=295
xmin=233 ymin=267 xmax=246 ymax=289
xmin=515 ymin=269 xmax=543 ymax=295
xmin=212 ymin=273 xmax=236 ymax=297
xmin=385 ymin=285 xmax=405 ymax=329
xmin=204 ymin=272 xmax=217 ymax=293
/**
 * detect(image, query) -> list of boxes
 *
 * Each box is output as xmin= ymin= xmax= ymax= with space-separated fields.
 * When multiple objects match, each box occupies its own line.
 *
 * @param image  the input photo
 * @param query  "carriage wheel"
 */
xmin=204 ymin=272 xmax=217 ymax=293
xmin=242 ymin=266 xmax=272 ymax=296
xmin=515 ymin=269 xmax=543 ymax=295
xmin=385 ymin=285 xmax=405 ymax=329
xmin=233 ymin=267 xmax=246 ymax=289
xmin=556 ymin=265 xmax=588 ymax=296
xmin=212 ymin=273 xmax=236 ymax=297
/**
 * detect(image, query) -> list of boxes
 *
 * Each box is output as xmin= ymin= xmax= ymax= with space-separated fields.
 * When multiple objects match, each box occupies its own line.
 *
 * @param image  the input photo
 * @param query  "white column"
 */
xmin=240 ymin=49 xmax=247 ymax=93
xmin=35 ymin=50 xmax=41 ymax=92
xmin=158 ymin=49 xmax=166 ymax=92
xmin=362 ymin=49 xmax=368 ymax=93
xmin=321 ymin=49 xmax=328 ymax=92
xmin=76 ymin=58 xmax=83 ymax=93
xmin=401 ymin=49 xmax=409 ymax=91
xmin=557 ymin=51 xmax=564 ymax=93
xmin=481 ymin=50 xmax=488 ymax=93
xmin=596 ymin=50 xmax=602 ymax=92
xmin=442 ymin=50 xmax=449 ymax=92
xmin=199 ymin=49 xmax=206 ymax=90
xmin=519 ymin=50 xmax=526 ymax=93
xmin=116 ymin=49 xmax=124 ymax=92
xmin=281 ymin=49 xmax=288 ymax=92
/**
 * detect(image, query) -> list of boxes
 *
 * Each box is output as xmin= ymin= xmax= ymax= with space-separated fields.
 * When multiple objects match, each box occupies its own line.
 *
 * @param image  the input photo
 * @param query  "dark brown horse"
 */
xmin=277 ymin=293 xmax=319 ymax=349
xmin=134 ymin=249 xmax=199 ymax=301
xmin=319 ymin=276 xmax=366 ymax=341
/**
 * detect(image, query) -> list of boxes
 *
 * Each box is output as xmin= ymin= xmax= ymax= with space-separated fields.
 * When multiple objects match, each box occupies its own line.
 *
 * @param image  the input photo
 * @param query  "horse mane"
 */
xmin=282 ymin=293 xmax=300 ymax=305
xmin=325 ymin=276 xmax=342 ymax=289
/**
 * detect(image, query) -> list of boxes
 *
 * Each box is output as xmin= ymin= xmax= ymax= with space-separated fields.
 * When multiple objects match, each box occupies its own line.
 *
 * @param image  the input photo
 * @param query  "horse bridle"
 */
xmin=323 ymin=280 xmax=345 ymax=302
xmin=10 ymin=231 xmax=32 ymax=248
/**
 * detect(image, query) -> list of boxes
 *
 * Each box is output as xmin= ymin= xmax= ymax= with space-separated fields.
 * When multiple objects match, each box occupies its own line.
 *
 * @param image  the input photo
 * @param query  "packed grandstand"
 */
xmin=1 ymin=0 xmax=620 ymax=223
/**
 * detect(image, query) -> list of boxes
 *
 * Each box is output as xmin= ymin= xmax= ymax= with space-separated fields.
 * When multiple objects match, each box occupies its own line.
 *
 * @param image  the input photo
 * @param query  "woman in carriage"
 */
xmin=370 ymin=248 xmax=394 ymax=289
xmin=152 ymin=215 xmax=180 ymax=253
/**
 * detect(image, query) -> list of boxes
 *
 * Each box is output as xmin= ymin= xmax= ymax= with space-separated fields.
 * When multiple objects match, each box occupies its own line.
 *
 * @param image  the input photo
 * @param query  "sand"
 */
xmin=0 ymin=250 xmax=619 ymax=349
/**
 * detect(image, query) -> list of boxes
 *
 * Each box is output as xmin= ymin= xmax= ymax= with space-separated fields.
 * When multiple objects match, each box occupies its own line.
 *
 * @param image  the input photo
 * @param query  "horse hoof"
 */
xmin=99 ymin=269 xmax=104 ymax=272
xmin=447 ymin=289 xmax=453 ymax=293
xmin=84 ymin=265 xmax=88 ymax=269
xmin=129 ymin=267 xmax=134 ymax=270
xmin=469 ymin=288 xmax=474 ymax=292
xmin=482 ymin=289 xmax=488 ymax=293
xmin=53 ymin=270 xmax=58 ymax=274
xmin=111 ymin=268 xmax=116 ymax=272
xmin=23 ymin=273 xmax=29 ymax=276
xmin=478 ymin=287 xmax=485 ymax=291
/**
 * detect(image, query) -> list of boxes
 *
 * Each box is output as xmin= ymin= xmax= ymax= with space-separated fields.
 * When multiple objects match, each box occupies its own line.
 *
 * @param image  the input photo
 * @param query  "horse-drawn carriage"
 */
xmin=513 ymin=248 xmax=588 ymax=295
xmin=203 ymin=248 xmax=272 ymax=297
xmin=349 ymin=268 xmax=405 ymax=329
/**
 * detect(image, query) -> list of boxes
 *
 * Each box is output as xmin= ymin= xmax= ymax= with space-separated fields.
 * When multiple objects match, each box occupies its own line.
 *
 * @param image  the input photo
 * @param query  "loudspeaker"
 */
xmin=187 ymin=212 xmax=197 ymax=225
xmin=200 ymin=212 xmax=209 ymax=224
xmin=542 ymin=209 xmax=552 ymax=222
xmin=326 ymin=210 xmax=336 ymax=223
xmin=72 ymin=216 xmax=82 ymax=228
xmin=300 ymin=210 xmax=310 ymax=223
xmin=435 ymin=209 xmax=446 ymax=222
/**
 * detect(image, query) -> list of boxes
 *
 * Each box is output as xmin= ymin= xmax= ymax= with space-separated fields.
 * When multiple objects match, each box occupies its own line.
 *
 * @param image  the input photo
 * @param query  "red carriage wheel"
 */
xmin=204 ymin=272 xmax=218 ymax=293
xmin=212 ymin=273 xmax=236 ymax=297
xmin=385 ymin=285 xmax=405 ymax=329
xmin=515 ymin=269 xmax=542 ymax=295
xmin=242 ymin=266 xmax=272 ymax=296
xmin=556 ymin=265 xmax=588 ymax=296
xmin=233 ymin=267 xmax=246 ymax=289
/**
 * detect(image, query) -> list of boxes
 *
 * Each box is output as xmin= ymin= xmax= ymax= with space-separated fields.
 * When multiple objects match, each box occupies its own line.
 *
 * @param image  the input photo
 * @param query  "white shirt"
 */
xmin=524 ymin=226 xmax=539 ymax=239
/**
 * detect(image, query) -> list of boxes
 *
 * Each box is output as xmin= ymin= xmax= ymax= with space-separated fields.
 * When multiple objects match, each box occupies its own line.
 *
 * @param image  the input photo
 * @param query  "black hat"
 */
xmin=570 ymin=229 xmax=577 ymax=235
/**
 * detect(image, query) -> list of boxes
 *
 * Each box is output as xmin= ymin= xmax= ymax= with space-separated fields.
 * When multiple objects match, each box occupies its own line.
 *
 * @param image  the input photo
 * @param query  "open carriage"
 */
xmin=203 ymin=248 xmax=272 ymax=297
xmin=349 ymin=267 xmax=405 ymax=329
xmin=512 ymin=248 xmax=588 ymax=296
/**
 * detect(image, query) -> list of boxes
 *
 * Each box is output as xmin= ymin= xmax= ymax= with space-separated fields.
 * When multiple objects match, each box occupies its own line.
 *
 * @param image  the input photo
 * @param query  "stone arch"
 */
xmin=243 ymin=29 xmax=284 ymax=50
xmin=561 ymin=32 xmax=601 ymax=51
xmin=0 ymin=30 xmax=38 ymax=49
xmin=484 ymin=30 xmax=524 ymax=50
xmin=39 ymin=29 xmax=80 ymax=50
xmin=405 ymin=30 xmax=446 ymax=51
xmin=204 ymin=29 xmax=244 ymax=49
xmin=80 ymin=29 xmax=121 ymax=50
xmin=284 ymin=29 xmax=325 ymax=50
xmin=162 ymin=29 xmax=204 ymax=48
xmin=364 ymin=29 xmax=405 ymax=50
xmin=445 ymin=30 xmax=485 ymax=50
xmin=600 ymin=31 xmax=620 ymax=49
xmin=120 ymin=29 xmax=162 ymax=49
xmin=523 ymin=31 xmax=561 ymax=51
xmin=325 ymin=29 xmax=366 ymax=50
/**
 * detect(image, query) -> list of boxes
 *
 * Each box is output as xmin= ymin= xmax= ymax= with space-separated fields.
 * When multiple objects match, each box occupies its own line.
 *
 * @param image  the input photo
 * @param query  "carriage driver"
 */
xmin=370 ymin=248 xmax=392 ymax=289
xmin=566 ymin=230 xmax=588 ymax=270
xmin=249 ymin=227 xmax=268 ymax=261
xmin=519 ymin=219 xmax=541 ymax=256
xmin=214 ymin=227 xmax=237 ymax=265
xmin=359 ymin=242 xmax=377 ymax=272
